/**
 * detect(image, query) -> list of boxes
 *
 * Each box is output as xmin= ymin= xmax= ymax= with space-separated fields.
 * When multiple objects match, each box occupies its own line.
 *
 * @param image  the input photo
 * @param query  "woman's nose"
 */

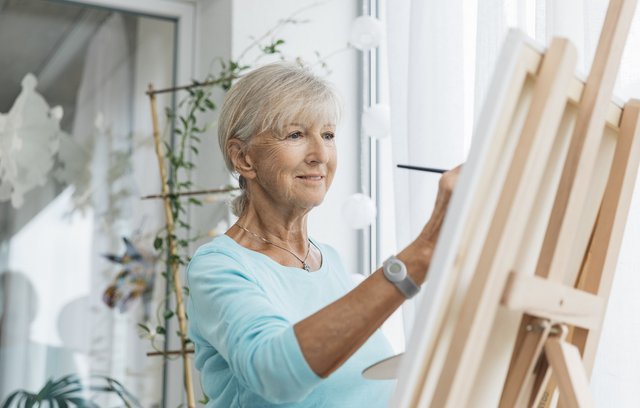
xmin=305 ymin=134 xmax=330 ymax=164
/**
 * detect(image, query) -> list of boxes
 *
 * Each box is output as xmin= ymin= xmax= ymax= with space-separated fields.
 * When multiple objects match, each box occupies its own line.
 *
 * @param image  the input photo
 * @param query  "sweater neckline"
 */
xmin=218 ymin=234 xmax=327 ymax=274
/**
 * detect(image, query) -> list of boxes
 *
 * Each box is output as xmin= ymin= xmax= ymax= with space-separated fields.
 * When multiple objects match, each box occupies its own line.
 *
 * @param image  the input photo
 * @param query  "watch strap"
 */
xmin=394 ymin=275 xmax=420 ymax=298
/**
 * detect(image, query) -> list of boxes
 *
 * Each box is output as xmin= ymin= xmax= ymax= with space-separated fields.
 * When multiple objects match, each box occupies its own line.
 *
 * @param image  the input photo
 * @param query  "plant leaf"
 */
xmin=66 ymin=397 xmax=98 ymax=408
xmin=55 ymin=397 xmax=69 ymax=408
xmin=1 ymin=390 xmax=23 ymax=408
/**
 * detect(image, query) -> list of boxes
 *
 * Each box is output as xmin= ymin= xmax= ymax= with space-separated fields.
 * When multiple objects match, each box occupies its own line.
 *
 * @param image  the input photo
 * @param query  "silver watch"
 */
xmin=382 ymin=256 xmax=420 ymax=299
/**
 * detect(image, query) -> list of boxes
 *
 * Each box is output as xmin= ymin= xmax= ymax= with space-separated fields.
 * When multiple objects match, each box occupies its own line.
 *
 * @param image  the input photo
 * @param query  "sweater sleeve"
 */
xmin=186 ymin=248 xmax=322 ymax=403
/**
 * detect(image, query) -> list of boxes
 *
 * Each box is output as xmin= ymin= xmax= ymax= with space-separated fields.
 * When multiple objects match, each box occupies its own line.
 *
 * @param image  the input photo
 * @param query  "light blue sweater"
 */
xmin=187 ymin=234 xmax=395 ymax=407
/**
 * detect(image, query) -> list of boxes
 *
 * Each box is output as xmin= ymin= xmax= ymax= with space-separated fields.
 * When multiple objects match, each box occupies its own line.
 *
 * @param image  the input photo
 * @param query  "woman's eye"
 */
xmin=323 ymin=132 xmax=335 ymax=140
xmin=287 ymin=131 xmax=303 ymax=140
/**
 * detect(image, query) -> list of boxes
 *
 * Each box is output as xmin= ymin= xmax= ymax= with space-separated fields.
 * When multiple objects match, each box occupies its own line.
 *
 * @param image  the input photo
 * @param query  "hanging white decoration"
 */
xmin=54 ymin=116 xmax=94 ymax=212
xmin=362 ymin=104 xmax=391 ymax=139
xmin=349 ymin=16 xmax=384 ymax=51
xmin=342 ymin=193 xmax=377 ymax=229
xmin=0 ymin=73 xmax=63 ymax=208
xmin=53 ymin=131 xmax=93 ymax=211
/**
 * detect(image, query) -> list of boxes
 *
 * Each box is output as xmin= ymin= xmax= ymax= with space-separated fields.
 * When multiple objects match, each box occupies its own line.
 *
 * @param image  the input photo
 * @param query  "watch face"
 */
xmin=389 ymin=263 xmax=402 ymax=274
xmin=386 ymin=259 xmax=406 ymax=282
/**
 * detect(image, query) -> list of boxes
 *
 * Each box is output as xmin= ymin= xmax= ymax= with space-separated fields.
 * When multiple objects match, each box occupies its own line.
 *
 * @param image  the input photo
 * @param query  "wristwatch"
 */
xmin=382 ymin=256 xmax=420 ymax=299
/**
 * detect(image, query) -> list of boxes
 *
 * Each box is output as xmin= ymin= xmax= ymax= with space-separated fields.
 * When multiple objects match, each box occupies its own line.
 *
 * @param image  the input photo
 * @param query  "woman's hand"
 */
xmin=420 ymin=165 xmax=462 ymax=245
xmin=437 ymin=164 xmax=462 ymax=203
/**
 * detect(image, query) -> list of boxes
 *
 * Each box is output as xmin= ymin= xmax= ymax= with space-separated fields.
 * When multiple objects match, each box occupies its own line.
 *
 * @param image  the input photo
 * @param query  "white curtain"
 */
xmin=385 ymin=0 xmax=640 ymax=405
xmin=386 ymin=0 xmax=469 ymax=340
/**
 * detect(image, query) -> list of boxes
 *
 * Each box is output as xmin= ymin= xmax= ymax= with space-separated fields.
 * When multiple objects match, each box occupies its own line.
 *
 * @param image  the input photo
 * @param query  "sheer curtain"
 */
xmin=385 ymin=0 xmax=640 ymax=404
xmin=385 ymin=0 xmax=471 ymax=342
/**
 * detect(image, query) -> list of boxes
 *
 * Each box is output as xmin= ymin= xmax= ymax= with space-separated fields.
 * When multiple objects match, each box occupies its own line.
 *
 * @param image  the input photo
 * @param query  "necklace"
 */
xmin=235 ymin=223 xmax=317 ymax=272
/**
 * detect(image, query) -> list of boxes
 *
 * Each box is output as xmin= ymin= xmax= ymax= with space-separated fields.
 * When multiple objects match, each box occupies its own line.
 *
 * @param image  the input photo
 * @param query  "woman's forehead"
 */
xmin=279 ymin=107 xmax=338 ymax=128
xmin=285 ymin=120 xmax=336 ymax=128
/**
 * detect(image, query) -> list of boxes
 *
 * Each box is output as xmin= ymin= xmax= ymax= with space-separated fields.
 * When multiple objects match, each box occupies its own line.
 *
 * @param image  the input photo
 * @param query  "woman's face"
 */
xmin=246 ymin=116 xmax=337 ymax=211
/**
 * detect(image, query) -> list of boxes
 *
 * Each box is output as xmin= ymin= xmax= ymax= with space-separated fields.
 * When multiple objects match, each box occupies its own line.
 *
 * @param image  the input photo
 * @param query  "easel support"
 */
xmin=543 ymin=326 xmax=595 ymax=408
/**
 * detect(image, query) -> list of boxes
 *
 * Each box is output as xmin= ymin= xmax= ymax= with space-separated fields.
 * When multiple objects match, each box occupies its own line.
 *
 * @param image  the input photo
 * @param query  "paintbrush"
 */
xmin=396 ymin=164 xmax=447 ymax=174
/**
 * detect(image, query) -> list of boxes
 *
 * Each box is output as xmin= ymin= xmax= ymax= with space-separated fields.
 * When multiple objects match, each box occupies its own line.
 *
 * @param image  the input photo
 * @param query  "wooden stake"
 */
xmin=148 ymin=83 xmax=196 ymax=408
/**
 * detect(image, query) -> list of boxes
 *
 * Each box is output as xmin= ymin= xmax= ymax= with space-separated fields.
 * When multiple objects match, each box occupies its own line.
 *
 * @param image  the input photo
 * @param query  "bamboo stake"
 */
xmin=146 ymin=75 xmax=238 ymax=96
xmin=147 ymin=349 xmax=195 ymax=357
xmin=148 ymin=83 xmax=196 ymax=408
xmin=140 ymin=186 xmax=239 ymax=200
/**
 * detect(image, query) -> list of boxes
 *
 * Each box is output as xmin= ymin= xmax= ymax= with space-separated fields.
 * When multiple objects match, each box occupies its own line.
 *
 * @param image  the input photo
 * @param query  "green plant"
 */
xmin=1 ymin=374 xmax=141 ymax=408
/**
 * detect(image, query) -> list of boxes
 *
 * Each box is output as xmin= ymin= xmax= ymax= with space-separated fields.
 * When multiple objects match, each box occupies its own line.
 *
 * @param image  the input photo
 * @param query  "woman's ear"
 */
xmin=227 ymin=139 xmax=257 ymax=180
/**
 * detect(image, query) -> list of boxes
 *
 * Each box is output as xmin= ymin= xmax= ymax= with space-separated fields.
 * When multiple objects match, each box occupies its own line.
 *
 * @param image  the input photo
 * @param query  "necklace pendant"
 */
xmin=302 ymin=263 xmax=311 ymax=272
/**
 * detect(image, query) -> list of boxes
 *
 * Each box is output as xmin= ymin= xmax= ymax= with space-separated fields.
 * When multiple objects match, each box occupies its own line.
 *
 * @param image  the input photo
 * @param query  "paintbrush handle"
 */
xmin=397 ymin=164 xmax=447 ymax=174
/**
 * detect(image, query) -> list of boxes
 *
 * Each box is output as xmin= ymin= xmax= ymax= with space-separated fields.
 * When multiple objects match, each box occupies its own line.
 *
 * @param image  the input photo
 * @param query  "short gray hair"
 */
xmin=218 ymin=62 xmax=341 ymax=216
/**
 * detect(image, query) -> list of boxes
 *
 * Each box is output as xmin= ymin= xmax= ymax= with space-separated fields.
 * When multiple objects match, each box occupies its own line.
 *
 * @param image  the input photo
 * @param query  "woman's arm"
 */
xmin=295 ymin=166 xmax=461 ymax=377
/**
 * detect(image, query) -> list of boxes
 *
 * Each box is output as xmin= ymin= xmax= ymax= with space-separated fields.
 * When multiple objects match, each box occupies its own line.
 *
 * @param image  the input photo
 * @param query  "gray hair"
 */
xmin=218 ymin=62 xmax=341 ymax=216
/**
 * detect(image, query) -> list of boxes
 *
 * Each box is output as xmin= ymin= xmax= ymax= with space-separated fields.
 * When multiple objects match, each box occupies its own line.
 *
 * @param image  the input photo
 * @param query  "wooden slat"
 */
xmin=520 ymin=45 xmax=622 ymax=130
xmin=562 ymin=126 xmax=618 ymax=288
xmin=501 ymin=272 xmax=605 ymax=329
xmin=545 ymin=337 xmax=595 ymax=408
xmin=499 ymin=319 xmax=552 ymax=407
xmin=429 ymin=38 xmax=577 ymax=408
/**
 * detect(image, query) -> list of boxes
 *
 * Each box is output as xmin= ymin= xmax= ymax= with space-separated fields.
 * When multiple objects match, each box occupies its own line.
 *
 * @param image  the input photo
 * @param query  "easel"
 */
xmin=501 ymin=0 xmax=639 ymax=405
xmin=389 ymin=0 xmax=640 ymax=406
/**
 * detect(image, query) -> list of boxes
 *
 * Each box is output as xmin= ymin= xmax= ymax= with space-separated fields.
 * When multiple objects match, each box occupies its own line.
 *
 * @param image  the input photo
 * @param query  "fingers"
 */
xmin=438 ymin=163 xmax=463 ymax=194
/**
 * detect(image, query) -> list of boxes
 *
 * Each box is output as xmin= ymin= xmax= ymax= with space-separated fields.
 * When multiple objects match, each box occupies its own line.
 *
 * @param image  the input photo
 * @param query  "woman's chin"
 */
xmin=293 ymin=195 xmax=326 ymax=210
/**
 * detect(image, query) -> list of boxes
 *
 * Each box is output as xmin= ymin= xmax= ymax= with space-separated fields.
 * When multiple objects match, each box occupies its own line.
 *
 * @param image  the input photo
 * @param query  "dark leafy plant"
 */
xmin=1 ymin=374 xmax=141 ymax=408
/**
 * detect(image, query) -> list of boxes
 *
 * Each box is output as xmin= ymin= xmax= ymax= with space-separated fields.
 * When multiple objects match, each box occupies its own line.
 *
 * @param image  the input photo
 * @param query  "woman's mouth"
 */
xmin=297 ymin=175 xmax=324 ymax=181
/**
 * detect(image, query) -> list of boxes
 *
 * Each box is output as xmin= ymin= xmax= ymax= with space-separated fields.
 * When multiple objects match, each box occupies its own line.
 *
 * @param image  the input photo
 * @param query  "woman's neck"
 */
xmin=235 ymin=205 xmax=310 ymax=252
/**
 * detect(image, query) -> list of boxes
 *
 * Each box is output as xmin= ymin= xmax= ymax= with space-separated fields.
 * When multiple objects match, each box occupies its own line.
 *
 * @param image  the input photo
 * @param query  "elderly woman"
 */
xmin=187 ymin=62 xmax=459 ymax=407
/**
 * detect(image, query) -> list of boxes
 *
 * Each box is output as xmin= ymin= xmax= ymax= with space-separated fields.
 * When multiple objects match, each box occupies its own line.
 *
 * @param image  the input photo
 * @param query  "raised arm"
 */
xmin=295 ymin=166 xmax=461 ymax=377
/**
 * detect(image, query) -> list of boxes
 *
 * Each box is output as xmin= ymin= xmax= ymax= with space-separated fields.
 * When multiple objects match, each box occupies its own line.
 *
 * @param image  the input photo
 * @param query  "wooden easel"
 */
xmin=389 ymin=0 xmax=640 ymax=406
xmin=500 ymin=0 xmax=639 ymax=405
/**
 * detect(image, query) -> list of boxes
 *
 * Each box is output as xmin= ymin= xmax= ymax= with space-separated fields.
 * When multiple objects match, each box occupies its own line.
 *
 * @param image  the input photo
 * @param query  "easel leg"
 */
xmin=544 ymin=336 xmax=594 ymax=408
xmin=499 ymin=319 xmax=552 ymax=407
